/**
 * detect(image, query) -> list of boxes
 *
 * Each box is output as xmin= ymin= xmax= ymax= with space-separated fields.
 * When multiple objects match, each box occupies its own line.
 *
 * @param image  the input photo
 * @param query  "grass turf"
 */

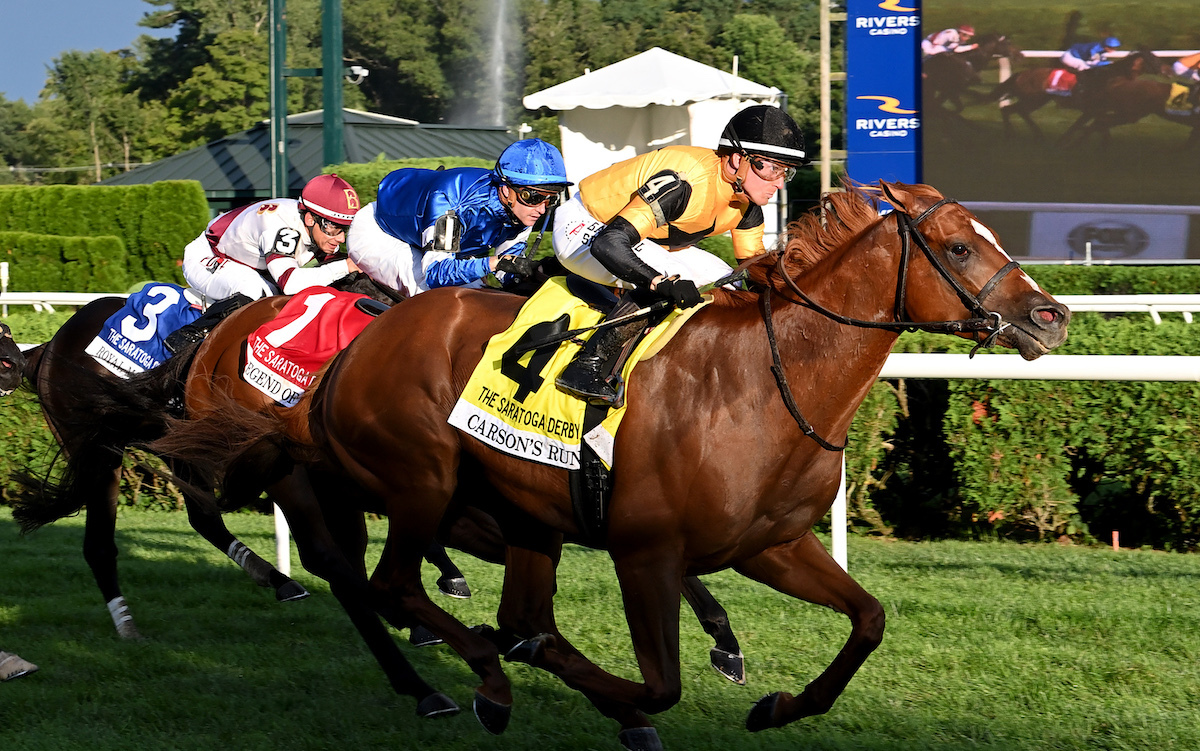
xmin=2 ymin=506 xmax=1198 ymax=750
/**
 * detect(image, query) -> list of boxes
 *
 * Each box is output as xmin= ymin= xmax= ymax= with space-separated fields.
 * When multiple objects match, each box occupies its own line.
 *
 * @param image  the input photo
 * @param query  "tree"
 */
xmin=45 ymin=50 xmax=129 ymax=183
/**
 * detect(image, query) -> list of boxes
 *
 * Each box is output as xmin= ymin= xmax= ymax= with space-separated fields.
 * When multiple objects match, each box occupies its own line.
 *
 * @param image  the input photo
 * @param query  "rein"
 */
xmin=759 ymin=196 xmax=1021 ymax=451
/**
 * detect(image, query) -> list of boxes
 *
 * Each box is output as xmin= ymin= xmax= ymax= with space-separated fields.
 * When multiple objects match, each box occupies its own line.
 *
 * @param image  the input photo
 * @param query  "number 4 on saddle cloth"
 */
xmin=451 ymin=276 xmax=699 ymax=452
xmin=86 ymin=283 xmax=204 ymax=378
xmin=242 ymin=287 xmax=384 ymax=407
xmin=448 ymin=277 xmax=708 ymax=541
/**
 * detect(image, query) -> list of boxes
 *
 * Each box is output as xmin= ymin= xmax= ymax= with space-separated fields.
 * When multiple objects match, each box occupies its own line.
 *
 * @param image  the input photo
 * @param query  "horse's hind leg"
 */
xmin=268 ymin=466 xmax=458 ymax=719
xmin=735 ymin=531 xmax=884 ymax=732
xmin=500 ymin=545 xmax=686 ymax=750
xmin=83 ymin=463 xmax=140 ymax=639
xmin=424 ymin=542 xmax=471 ymax=599
xmin=178 ymin=474 xmax=309 ymax=602
xmin=681 ymin=575 xmax=744 ymax=684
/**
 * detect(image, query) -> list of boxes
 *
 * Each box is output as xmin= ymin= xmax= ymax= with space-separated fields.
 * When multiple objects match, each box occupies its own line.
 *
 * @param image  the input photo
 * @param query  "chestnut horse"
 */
xmin=993 ymin=50 xmax=1163 ymax=139
xmin=153 ymin=182 xmax=1069 ymax=749
xmin=1059 ymin=76 xmax=1200 ymax=148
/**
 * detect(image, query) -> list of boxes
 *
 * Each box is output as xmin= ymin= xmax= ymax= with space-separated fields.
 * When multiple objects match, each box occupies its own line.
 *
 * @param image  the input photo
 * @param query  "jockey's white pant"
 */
xmin=552 ymin=193 xmax=733 ymax=290
xmin=1173 ymin=61 xmax=1200 ymax=82
xmin=182 ymin=235 xmax=275 ymax=305
xmin=1060 ymin=54 xmax=1096 ymax=72
xmin=347 ymin=202 xmax=430 ymax=297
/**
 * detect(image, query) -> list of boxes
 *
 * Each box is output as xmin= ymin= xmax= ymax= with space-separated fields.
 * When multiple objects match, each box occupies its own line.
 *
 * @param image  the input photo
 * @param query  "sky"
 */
xmin=1 ymin=0 xmax=172 ymax=104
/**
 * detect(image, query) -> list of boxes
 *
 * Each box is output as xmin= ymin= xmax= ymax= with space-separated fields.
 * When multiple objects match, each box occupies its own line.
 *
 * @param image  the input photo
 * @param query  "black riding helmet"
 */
xmin=717 ymin=105 xmax=810 ymax=166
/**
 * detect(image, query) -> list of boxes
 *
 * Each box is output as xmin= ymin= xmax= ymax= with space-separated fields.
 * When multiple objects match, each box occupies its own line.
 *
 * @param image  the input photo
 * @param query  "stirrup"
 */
xmin=556 ymin=369 xmax=619 ymax=406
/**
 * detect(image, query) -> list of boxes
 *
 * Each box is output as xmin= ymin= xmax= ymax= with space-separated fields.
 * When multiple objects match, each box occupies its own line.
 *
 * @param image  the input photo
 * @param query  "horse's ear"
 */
xmin=879 ymin=181 xmax=917 ymax=214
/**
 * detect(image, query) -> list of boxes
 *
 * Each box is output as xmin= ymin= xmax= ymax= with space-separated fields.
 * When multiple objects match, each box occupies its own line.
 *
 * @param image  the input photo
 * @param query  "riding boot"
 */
xmin=555 ymin=295 xmax=645 ymax=406
xmin=164 ymin=293 xmax=254 ymax=354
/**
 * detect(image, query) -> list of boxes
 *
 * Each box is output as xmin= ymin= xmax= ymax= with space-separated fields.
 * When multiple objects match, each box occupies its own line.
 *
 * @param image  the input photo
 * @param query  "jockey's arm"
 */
xmin=260 ymin=227 xmax=352 ymax=295
xmin=589 ymin=171 xmax=699 ymax=287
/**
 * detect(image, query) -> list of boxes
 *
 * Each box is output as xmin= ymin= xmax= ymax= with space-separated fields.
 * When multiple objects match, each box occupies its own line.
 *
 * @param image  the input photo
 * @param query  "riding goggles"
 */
xmin=746 ymin=155 xmax=798 ymax=182
xmin=314 ymin=215 xmax=351 ymax=237
xmin=508 ymin=183 xmax=562 ymax=208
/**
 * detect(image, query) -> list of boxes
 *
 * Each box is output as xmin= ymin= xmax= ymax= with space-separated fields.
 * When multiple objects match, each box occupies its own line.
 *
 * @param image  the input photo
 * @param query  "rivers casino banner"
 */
xmin=846 ymin=0 xmax=923 ymax=185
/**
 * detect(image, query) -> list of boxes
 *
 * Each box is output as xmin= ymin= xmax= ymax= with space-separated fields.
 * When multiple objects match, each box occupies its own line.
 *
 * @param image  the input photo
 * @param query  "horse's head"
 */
xmin=878 ymin=182 xmax=1070 ymax=360
xmin=0 ymin=322 xmax=27 ymax=395
xmin=1117 ymin=50 xmax=1165 ymax=77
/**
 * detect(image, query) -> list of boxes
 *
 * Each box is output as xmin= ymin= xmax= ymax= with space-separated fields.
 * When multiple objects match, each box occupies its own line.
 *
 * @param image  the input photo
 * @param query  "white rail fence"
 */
xmin=5 ymin=283 xmax=1200 ymax=574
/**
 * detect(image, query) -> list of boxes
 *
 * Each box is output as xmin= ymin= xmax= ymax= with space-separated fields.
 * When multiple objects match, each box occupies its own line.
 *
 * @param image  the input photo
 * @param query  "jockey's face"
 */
xmin=499 ymin=183 xmax=553 ymax=227
xmin=727 ymin=152 xmax=787 ymax=207
xmin=305 ymin=212 xmax=349 ymax=255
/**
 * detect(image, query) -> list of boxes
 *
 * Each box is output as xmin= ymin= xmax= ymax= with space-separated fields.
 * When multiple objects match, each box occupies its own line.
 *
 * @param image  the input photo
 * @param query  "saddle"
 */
xmin=1166 ymin=82 xmax=1198 ymax=115
xmin=1045 ymin=69 xmax=1077 ymax=96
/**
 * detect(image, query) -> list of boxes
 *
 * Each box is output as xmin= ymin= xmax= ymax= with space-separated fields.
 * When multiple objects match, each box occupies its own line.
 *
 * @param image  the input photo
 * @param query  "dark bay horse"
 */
xmin=923 ymin=33 xmax=1019 ymax=113
xmin=153 ymin=182 xmax=1070 ymax=749
xmin=0 ymin=322 xmax=28 ymax=394
xmin=993 ymin=50 xmax=1163 ymax=139
xmin=11 ymin=296 xmax=309 ymax=638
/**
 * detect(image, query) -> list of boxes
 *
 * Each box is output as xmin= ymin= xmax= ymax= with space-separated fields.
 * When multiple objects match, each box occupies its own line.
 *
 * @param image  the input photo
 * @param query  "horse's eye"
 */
xmin=949 ymin=243 xmax=970 ymax=258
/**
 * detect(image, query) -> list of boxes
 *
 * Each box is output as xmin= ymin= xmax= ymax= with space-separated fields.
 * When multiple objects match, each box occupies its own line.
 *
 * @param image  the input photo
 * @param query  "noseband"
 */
xmin=759 ymin=197 xmax=1022 ymax=451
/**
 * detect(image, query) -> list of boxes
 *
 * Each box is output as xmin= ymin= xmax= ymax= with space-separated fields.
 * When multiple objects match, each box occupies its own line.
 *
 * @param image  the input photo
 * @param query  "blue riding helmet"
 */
xmin=495 ymin=138 xmax=573 ymax=187
xmin=1104 ymin=37 xmax=1121 ymax=48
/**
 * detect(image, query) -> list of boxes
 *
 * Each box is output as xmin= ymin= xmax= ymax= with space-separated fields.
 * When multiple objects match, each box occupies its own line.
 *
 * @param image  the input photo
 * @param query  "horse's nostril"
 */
xmin=1037 ymin=309 xmax=1058 ymax=324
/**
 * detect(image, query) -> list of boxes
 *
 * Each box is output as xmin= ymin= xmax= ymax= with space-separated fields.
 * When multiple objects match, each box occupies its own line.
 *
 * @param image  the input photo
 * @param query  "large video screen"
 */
xmin=920 ymin=1 xmax=1200 ymax=261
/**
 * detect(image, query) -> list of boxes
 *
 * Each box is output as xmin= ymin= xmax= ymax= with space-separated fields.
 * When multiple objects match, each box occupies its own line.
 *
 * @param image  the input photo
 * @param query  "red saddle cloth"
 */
xmin=243 ymin=287 xmax=377 ymax=406
xmin=1045 ymin=69 xmax=1077 ymax=94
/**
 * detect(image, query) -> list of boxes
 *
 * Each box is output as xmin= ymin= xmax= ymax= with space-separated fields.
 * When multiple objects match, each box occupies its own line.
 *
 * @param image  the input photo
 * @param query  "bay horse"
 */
xmin=151 ymin=182 xmax=1070 ymax=749
xmin=993 ymin=50 xmax=1163 ymax=139
xmin=1059 ymin=76 xmax=1200 ymax=148
xmin=923 ymin=33 xmax=1019 ymax=113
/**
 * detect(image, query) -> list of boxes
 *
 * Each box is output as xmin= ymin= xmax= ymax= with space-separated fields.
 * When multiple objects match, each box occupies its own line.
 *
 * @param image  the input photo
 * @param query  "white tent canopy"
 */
xmin=523 ymin=47 xmax=781 ymax=111
xmin=523 ymin=48 xmax=786 ymax=245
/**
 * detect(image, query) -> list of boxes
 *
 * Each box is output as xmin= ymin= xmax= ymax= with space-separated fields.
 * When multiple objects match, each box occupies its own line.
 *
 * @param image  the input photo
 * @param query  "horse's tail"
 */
xmin=8 ymin=343 xmax=199 ymax=533
xmin=148 ymin=384 xmax=321 ymax=512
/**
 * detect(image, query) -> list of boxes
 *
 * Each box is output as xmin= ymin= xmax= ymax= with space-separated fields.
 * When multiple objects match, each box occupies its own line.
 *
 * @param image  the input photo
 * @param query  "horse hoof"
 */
xmin=115 ymin=621 xmax=143 ymax=640
xmin=409 ymin=625 xmax=444 ymax=647
xmin=415 ymin=691 xmax=459 ymax=719
xmin=746 ymin=692 xmax=783 ymax=732
xmin=504 ymin=633 xmax=551 ymax=664
xmin=437 ymin=576 xmax=472 ymax=599
xmin=275 ymin=580 xmax=310 ymax=602
xmin=618 ymin=726 xmax=663 ymax=751
xmin=709 ymin=647 xmax=746 ymax=685
xmin=472 ymin=690 xmax=511 ymax=735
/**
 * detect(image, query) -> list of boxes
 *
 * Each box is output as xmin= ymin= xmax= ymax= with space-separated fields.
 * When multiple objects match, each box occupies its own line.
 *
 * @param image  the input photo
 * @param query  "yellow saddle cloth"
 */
xmin=447 ymin=277 xmax=707 ymax=470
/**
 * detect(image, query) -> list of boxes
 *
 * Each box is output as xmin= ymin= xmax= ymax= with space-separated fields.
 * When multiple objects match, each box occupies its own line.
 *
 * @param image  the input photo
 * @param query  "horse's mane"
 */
xmin=710 ymin=182 xmax=913 ymax=305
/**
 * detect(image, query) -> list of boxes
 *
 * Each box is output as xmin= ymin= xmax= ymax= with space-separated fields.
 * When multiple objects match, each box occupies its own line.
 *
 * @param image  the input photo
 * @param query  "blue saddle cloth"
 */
xmin=85 ymin=283 xmax=202 ymax=377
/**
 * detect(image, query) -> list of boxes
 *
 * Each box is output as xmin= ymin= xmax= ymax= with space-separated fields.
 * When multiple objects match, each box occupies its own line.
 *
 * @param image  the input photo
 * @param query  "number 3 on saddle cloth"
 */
xmin=242 ymin=287 xmax=382 ymax=407
xmin=86 ymin=283 xmax=204 ymax=378
xmin=447 ymin=277 xmax=708 ymax=541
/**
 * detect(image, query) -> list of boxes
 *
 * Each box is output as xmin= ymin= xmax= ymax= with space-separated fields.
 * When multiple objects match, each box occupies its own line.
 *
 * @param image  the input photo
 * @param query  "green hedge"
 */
xmin=0 ymin=181 xmax=209 ymax=287
xmin=0 ymin=232 xmax=129 ymax=292
xmin=844 ymin=265 xmax=1200 ymax=550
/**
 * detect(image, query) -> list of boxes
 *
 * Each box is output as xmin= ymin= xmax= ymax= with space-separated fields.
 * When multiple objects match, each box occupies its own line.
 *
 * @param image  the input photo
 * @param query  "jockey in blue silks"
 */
xmin=1061 ymin=37 xmax=1121 ymax=71
xmin=348 ymin=138 xmax=573 ymax=296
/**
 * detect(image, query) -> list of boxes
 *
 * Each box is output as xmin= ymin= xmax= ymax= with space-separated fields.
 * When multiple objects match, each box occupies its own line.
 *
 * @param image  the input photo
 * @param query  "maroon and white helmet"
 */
xmin=299 ymin=173 xmax=360 ymax=224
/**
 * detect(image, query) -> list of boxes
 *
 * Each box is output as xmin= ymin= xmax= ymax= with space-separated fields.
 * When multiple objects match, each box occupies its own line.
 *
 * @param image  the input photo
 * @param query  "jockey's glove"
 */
xmin=495 ymin=255 xmax=538 ymax=278
xmin=654 ymin=277 xmax=703 ymax=309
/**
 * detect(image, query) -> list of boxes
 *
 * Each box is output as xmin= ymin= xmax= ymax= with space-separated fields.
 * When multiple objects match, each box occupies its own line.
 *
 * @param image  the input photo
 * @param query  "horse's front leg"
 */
xmin=82 ymin=462 xmax=140 ymax=639
xmin=734 ymin=531 xmax=885 ymax=732
xmin=681 ymin=576 xmax=744 ymax=684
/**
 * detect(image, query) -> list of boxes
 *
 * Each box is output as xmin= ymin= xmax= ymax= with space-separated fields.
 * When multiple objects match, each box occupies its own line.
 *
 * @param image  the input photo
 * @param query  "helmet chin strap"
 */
xmin=728 ymin=153 xmax=752 ymax=205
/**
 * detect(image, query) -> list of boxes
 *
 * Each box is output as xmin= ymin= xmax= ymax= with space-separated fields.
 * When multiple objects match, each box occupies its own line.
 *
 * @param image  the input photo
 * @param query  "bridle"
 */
xmin=758 ymin=196 xmax=1021 ymax=451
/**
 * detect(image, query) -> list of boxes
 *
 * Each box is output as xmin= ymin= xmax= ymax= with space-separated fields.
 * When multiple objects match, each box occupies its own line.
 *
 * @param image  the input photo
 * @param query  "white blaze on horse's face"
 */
xmin=969 ymin=218 xmax=1043 ymax=293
